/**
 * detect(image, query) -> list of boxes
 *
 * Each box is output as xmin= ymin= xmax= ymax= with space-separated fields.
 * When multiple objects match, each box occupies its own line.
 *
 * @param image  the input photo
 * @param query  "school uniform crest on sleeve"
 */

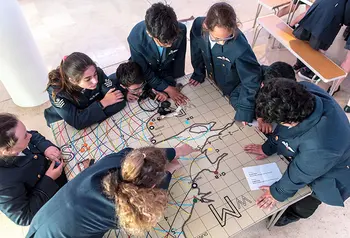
xmin=54 ymin=98 xmax=65 ymax=108
xmin=104 ymin=78 xmax=113 ymax=88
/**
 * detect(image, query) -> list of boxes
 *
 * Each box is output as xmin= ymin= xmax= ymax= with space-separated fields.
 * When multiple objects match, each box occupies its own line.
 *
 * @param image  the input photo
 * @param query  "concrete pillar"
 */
xmin=0 ymin=0 xmax=48 ymax=107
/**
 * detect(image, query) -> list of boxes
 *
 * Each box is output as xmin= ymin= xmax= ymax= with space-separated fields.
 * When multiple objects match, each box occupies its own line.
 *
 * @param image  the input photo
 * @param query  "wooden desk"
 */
xmin=253 ymin=14 xmax=347 ymax=95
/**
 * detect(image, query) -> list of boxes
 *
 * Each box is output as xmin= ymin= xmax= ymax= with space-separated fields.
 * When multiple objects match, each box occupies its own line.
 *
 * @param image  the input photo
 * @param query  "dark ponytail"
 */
xmin=204 ymin=2 xmax=240 ymax=35
xmin=0 ymin=113 xmax=19 ymax=150
xmin=46 ymin=52 xmax=97 ymax=102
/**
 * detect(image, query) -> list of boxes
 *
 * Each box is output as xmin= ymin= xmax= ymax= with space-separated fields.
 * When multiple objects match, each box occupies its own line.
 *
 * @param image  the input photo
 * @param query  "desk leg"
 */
xmin=267 ymin=207 xmax=288 ymax=230
xmin=288 ymin=0 xmax=301 ymax=25
xmin=253 ymin=4 xmax=263 ymax=28
xmin=286 ymin=1 xmax=294 ymax=24
xmin=252 ymin=25 xmax=263 ymax=47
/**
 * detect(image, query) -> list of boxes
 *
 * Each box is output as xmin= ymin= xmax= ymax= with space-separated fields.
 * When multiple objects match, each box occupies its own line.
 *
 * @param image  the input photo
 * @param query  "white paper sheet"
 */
xmin=242 ymin=163 xmax=282 ymax=190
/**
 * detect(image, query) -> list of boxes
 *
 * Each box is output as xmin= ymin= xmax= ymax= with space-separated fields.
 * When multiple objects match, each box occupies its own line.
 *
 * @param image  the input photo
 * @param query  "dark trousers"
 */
xmin=284 ymin=195 xmax=322 ymax=219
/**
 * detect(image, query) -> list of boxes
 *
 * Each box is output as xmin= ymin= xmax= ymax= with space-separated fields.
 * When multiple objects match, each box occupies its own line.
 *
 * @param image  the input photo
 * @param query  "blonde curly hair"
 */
xmin=102 ymin=147 xmax=169 ymax=236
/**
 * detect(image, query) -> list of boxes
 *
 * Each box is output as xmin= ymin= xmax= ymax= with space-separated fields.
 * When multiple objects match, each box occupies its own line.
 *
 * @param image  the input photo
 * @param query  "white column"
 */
xmin=0 ymin=0 xmax=48 ymax=107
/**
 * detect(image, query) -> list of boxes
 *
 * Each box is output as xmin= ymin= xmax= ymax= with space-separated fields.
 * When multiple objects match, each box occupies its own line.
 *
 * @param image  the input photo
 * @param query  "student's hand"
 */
xmin=257 ymin=118 xmax=273 ymax=134
xmin=165 ymin=86 xmax=188 ymax=105
xmin=256 ymin=186 xmax=277 ymax=209
xmin=100 ymin=89 xmax=124 ymax=108
xmin=44 ymin=146 xmax=61 ymax=162
xmin=126 ymin=92 xmax=139 ymax=102
xmin=165 ymin=159 xmax=182 ymax=174
xmin=241 ymin=121 xmax=248 ymax=126
xmin=77 ymin=159 xmax=93 ymax=172
xmin=244 ymin=144 xmax=268 ymax=160
xmin=175 ymin=144 xmax=199 ymax=157
xmin=45 ymin=159 xmax=64 ymax=180
xmin=189 ymin=79 xmax=200 ymax=86
xmin=153 ymin=90 xmax=168 ymax=102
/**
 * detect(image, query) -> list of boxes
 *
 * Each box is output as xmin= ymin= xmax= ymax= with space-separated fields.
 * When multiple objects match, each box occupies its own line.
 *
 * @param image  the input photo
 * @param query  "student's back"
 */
xmin=27 ymin=145 xmax=195 ymax=238
xmin=26 ymin=150 xmax=127 ymax=238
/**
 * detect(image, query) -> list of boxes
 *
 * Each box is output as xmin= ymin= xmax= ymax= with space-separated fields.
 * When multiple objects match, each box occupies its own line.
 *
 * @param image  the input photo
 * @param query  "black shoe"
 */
xmin=344 ymin=105 xmax=350 ymax=113
xmin=298 ymin=67 xmax=319 ymax=82
xmin=292 ymin=61 xmax=305 ymax=71
xmin=275 ymin=215 xmax=300 ymax=227
xmin=327 ymin=86 xmax=341 ymax=96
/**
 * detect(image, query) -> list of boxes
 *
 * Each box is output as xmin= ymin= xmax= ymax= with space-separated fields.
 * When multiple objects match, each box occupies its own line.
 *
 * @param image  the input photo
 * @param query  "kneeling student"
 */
xmin=26 ymin=145 xmax=196 ymax=238
xmin=44 ymin=52 xmax=126 ymax=130
xmin=245 ymin=79 xmax=350 ymax=226
xmin=0 ymin=113 xmax=67 ymax=226
xmin=127 ymin=2 xmax=188 ymax=105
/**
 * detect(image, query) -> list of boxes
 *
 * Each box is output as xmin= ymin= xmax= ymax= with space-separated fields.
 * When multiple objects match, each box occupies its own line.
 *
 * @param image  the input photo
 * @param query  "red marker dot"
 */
xmin=214 ymin=170 xmax=218 ymax=174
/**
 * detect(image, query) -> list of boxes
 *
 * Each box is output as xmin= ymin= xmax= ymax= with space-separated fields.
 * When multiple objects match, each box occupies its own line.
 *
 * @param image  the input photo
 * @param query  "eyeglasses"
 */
xmin=127 ymin=82 xmax=146 ymax=94
xmin=209 ymin=33 xmax=234 ymax=42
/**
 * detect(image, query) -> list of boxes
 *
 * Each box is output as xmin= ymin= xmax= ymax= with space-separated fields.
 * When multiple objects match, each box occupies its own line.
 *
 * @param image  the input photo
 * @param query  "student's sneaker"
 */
xmin=344 ymin=105 xmax=350 ymax=113
xmin=298 ymin=67 xmax=319 ymax=82
xmin=327 ymin=85 xmax=341 ymax=96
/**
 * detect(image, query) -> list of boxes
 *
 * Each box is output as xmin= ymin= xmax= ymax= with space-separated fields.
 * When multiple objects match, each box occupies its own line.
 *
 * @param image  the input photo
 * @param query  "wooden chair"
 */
xmin=252 ymin=14 xmax=347 ymax=95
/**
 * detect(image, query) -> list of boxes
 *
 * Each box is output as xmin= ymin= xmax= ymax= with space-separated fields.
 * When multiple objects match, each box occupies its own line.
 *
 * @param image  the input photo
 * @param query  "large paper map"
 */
xmin=51 ymin=74 xmax=310 ymax=238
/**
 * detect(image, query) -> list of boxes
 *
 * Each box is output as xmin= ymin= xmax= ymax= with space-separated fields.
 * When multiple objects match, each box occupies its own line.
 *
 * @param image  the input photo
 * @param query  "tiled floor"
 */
xmin=1 ymin=0 xmax=349 ymax=237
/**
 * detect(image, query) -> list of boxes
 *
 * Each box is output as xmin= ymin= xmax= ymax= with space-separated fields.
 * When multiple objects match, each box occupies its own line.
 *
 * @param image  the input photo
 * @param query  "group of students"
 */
xmin=0 ymin=2 xmax=349 ymax=238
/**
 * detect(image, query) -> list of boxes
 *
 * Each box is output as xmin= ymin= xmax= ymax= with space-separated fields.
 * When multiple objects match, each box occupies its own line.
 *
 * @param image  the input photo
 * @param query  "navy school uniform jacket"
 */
xmin=44 ymin=67 xmax=126 ymax=130
xmin=26 ymin=147 xmax=176 ymax=238
xmin=293 ymin=0 xmax=350 ymax=49
xmin=190 ymin=17 xmax=262 ymax=123
xmin=0 ymin=131 xmax=62 ymax=226
xmin=127 ymin=21 xmax=187 ymax=91
xmin=262 ymin=82 xmax=350 ymax=206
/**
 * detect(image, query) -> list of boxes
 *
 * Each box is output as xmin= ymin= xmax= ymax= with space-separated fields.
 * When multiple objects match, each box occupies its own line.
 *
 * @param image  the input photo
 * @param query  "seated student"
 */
xmin=244 ymin=79 xmax=350 ymax=226
xmin=26 ymin=144 xmax=196 ymax=238
xmin=292 ymin=0 xmax=350 ymax=81
xmin=127 ymin=2 xmax=188 ymax=105
xmin=0 ymin=113 xmax=67 ymax=226
xmin=44 ymin=52 xmax=126 ymax=130
xmin=112 ymin=61 xmax=168 ymax=103
xmin=276 ymin=0 xmax=308 ymax=20
xmin=189 ymin=2 xmax=262 ymax=125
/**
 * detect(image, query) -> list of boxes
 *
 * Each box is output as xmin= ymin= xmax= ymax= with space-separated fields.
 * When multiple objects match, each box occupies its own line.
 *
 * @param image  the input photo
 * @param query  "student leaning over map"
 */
xmin=44 ymin=52 xmax=126 ymax=130
xmin=26 ymin=144 xmax=197 ymax=238
xmin=244 ymin=79 xmax=350 ymax=227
